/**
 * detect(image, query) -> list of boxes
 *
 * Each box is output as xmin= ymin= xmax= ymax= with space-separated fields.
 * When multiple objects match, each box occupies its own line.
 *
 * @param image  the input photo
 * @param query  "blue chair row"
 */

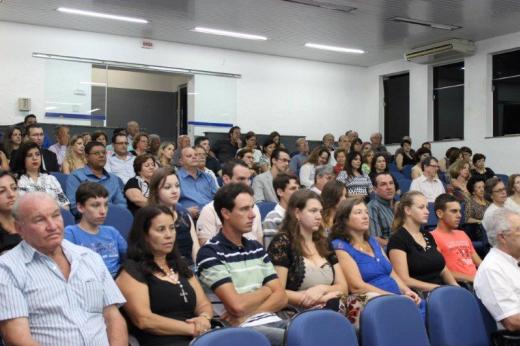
xmin=257 ymin=201 xmax=276 ymax=221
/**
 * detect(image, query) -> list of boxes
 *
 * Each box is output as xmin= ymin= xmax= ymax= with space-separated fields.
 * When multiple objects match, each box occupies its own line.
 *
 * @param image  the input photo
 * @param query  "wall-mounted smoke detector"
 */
xmin=282 ymin=0 xmax=356 ymax=14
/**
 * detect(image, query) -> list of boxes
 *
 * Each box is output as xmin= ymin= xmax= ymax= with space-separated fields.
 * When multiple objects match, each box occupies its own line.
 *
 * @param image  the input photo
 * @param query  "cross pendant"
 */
xmin=180 ymin=287 xmax=188 ymax=303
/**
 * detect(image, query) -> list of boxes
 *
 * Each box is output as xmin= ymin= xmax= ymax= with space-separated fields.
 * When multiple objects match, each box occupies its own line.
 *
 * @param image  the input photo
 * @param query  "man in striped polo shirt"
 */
xmin=197 ymin=183 xmax=288 ymax=346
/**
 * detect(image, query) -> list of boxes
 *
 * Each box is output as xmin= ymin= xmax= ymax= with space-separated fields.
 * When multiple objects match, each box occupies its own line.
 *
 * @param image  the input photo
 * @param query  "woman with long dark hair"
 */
xmin=267 ymin=190 xmax=348 ymax=311
xmin=12 ymin=141 xmax=69 ymax=209
xmin=336 ymin=151 xmax=373 ymax=198
xmin=0 ymin=170 xmax=21 ymax=254
xmin=299 ymin=146 xmax=330 ymax=189
xmin=149 ymin=167 xmax=199 ymax=266
xmin=2 ymin=126 xmax=22 ymax=160
xmin=116 ymin=205 xmax=213 ymax=346
xmin=321 ymin=180 xmax=347 ymax=230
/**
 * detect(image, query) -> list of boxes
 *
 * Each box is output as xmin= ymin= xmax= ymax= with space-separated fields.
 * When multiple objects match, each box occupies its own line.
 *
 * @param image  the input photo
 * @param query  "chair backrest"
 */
xmin=402 ymin=164 xmax=413 ymax=179
xmin=476 ymin=297 xmax=498 ymax=338
xmin=397 ymin=179 xmax=412 ymax=194
xmin=427 ymin=286 xmax=491 ymax=346
xmin=190 ymin=327 xmax=270 ymax=346
xmin=360 ymin=295 xmax=430 ymax=346
xmin=496 ymin=174 xmax=508 ymax=186
xmin=51 ymin=172 xmax=69 ymax=194
xmin=257 ymin=201 xmax=277 ymax=220
xmin=60 ymin=208 xmax=76 ymax=227
xmin=426 ymin=202 xmax=438 ymax=230
xmin=104 ymin=204 xmax=134 ymax=240
xmin=285 ymin=309 xmax=358 ymax=346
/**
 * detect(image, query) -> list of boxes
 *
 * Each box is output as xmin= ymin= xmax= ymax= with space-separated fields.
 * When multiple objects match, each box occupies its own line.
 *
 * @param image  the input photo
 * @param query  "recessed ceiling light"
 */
xmin=282 ymin=0 xmax=356 ymax=13
xmin=57 ymin=7 xmax=148 ymax=24
xmin=304 ymin=43 xmax=365 ymax=54
xmin=390 ymin=17 xmax=461 ymax=31
xmin=192 ymin=27 xmax=268 ymax=41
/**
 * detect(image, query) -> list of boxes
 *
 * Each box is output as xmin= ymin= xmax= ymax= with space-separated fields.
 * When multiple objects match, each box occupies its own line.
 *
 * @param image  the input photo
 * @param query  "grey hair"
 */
xmin=12 ymin=192 xmax=58 ymax=221
xmin=314 ymin=165 xmax=333 ymax=183
xmin=486 ymin=208 xmax=516 ymax=247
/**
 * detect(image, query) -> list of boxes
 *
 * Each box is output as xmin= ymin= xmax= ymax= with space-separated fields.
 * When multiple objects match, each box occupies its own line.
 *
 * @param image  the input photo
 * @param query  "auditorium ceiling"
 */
xmin=2 ymin=0 xmax=520 ymax=66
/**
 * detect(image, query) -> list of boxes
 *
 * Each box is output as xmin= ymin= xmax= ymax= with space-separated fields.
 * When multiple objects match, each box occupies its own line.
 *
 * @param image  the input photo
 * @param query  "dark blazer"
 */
xmin=9 ymin=148 xmax=59 ymax=173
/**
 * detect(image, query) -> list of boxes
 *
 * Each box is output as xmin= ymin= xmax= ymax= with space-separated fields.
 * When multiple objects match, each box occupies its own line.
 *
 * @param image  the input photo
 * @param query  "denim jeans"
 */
xmin=247 ymin=320 xmax=288 ymax=346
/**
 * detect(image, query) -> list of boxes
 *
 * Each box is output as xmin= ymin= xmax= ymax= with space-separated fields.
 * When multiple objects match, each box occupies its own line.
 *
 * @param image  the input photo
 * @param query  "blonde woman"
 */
xmin=158 ymin=141 xmax=175 ymax=167
xmin=61 ymin=135 xmax=87 ymax=174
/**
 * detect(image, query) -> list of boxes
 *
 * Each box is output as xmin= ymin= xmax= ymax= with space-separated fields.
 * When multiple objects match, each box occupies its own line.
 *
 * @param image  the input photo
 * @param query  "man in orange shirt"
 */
xmin=431 ymin=194 xmax=482 ymax=283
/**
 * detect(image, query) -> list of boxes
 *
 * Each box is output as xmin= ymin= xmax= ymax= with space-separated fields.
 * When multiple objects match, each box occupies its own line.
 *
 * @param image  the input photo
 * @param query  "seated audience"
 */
xmin=337 ymin=134 xmax=351 ymax=153
xmin=330 ymin=198 xmax=421 ymax=308
xmin=0 ymin=170 xmax=21 ymax=254
xmin=337 ymin=151 xmax=373 ymax=199
xmin=448 ymin=159 xmax=471 ymax=202
xmin=409 ymin=156 xmax=445 ymax=203
xmin=361 ymin=149 xmax=374 ymax=175
xmin=475 ymin=208 xmax=520 ymax=332
xmin=333 ymin=148 xmax=347 ymax=175
xmin=0 ymin=192 xmax=127 ymax=345
xmin=395 ymin=138 xmax=416 ymax=171
xmin=361 ymin=142 xmax=372 ymax=157
xmin=471 ymin=153 xmax=495 ymax=181
xmin=482 ymin=177 xmax=519 ymax=230
xmin=242 ymin=131 xmax=262 ymax=163
xmin=66 ymin=141 xmax=127 ymax=215
xmin=2 ymin=126 xmax=22 ymax=160
xmin=196 ymin=184 xmax=288 ymax=345
xmin=367 ymin=172 xmax=396 ymax=247
xmin=173 ymin=135 xmax=191 ymax=167
xmin=116 ymin=205 xmax=213 ymax=346
xmin=195 ymin=136 xmax=220 ymax=176
xmin=105 ymin=132 xmax=136 ymax=184
xmin=149 ymin=167 xmax=200 ymax=267
xmin=12 ymin=124 xmax=59 ymax=172
xmin=368 ymin=153 xmax=399 ymax=194
xmin=387 ymin=191 xmax=458 ymax=295
xmin=350 ymin=138 xmax=362 ymax=154
xmin=431 ymin=194 xmax=481 ymax=284
xmin=321 ymin=180 xmax=347 ymax=231
xmin=194 ymin=145 xmax=219 ymax=187
xmin=253 ymin=148 xmax=290 ymax=203
xmin=130 ymin=133 xmax=150 ymax=157
xmin=289 ymin=138 xmax=309 ymax=176
xmin=126 ymin=121 xmax=140 ymax=151
xmin=258 ymin=138 xmax=277 ymax=173
xmin=267 ymin=190 xmax=348 ymax=312
xmin=309 ymin=165 xmax=334 ymax=195
xmin=213 ymin=126 xmax=241 ymax=164
xmin=465 ymin=177 xmax=490 ymax=226
xmin=124 ymin=154 xmax=157 ymax=214
xmin=92 ymin=130 xmax=109 ymax=147
xmin=48 ymin=125 xmax=70 ymax=167
xmin=12 ymin=141 xmax=69 ymax=209
xmin=263 ymin=173 xmax=300 ymax=236
xmin=177 ymin=147 xmax=218 ymax=217
xmin=411 ymin=147 xmax=431 ymax=179
xmin=507 ymin=174 xmax=520 ymax=212
xmin=21 ymin=114 xmax=52 ymax=149
xmin=439 ymin=147 xmax=459 ymax=173
xmin=299 ymin=146 xmax=330 ymax=189
xmin=158 ymin=141 xmax=175 ymax=167
xmin=236 ymin=148 xmax=257 ymax=177
xmin=62 ymin=134 xmax=87 ymax=174
xmin=197 ymin=160 xmax=263 ymax=245
xmin=460 ymin=146 xmax=473 ymax=166
xmin=65 ymin=182 xmax=127 ymax=277
xmin=370 ymin=132 xmax=388 ymax=154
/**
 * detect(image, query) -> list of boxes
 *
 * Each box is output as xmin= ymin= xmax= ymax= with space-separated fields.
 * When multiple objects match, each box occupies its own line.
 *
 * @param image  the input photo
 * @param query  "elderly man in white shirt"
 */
xmin=196 ymin=159 xmax=263 ymax=246
xmin=475 ymin=208 xmax=520 ymax=332
xmin=410 ymin=156 xmax=445 ymax=203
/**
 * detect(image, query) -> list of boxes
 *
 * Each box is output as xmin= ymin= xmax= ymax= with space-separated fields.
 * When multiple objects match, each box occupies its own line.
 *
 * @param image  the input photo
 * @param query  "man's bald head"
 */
xmin=12 ymin=192 xmax=58 ymax=221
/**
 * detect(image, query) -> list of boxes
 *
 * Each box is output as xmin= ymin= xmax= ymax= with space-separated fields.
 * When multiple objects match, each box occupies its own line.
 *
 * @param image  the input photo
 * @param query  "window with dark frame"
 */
xmin=383 ymin=73 xmax=410 ymax=145
xmin=493 ymin=49 xmax=520 ymax=137
xmin=433 ymin=62 xmax=464 ymax=141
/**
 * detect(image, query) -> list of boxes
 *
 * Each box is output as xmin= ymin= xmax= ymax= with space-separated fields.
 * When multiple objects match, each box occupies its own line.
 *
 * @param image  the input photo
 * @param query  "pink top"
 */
xmin=431 ymin=228 xmax=477 ymax=277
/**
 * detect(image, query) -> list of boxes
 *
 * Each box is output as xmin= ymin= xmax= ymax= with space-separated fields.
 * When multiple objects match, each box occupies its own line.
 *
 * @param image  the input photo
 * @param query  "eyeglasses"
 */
xmin=115 ymin=142 xmax=129 ymax=145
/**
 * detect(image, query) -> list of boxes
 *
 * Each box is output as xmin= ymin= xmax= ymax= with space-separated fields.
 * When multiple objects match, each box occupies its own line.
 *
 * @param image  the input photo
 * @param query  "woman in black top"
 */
xmin=395 ymin=139 xmax=416 ymax=171
xmin=124 ymin=154 xmax=157 ymax=214
xmin=470 ymin=153 xmax=495 ymax=182
xmin=116 ymin=205 xmax=213 ymax=346
xmin=387 ymin=191 xmax=458 ymax=295
xmin=0 ymin=170 xmax=21 ymax=254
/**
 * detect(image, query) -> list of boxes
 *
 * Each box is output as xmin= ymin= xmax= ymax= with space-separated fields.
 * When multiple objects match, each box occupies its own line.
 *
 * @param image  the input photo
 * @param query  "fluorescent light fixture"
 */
xmin=57 ymin=7 xmax=148 ymax=24
xmin=89 ymin=108 xmax=101 ymax=113
xmin=390 ymin=17 xmax=461 ymax=31
xmin=304 ymin=43 xmax=364 ymax=54
xmin=192 ymin=27 xmax=267 ymax=41
xmin=80 ymin=81 xmax=107 ymax=86
xmin=45 ymin=106 xmax=58 ymax=111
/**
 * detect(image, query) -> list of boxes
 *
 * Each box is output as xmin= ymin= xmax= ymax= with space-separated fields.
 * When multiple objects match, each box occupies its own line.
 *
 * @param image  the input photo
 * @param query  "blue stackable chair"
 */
xmin=60 ymin=208 xmax=76 ymax=226
xmin=360 ymin=295 xmax=430 ymax=346
xmin=476 ymin=298 xmax=498 ymax=338
xmin=51 ymin=172 xmax=69 ymax=194
xmin=427 ymin=286 xmax=491 ymax=346
xmin=104 ymin=204 xmax=134 ymax=240
xmin=402 ymin=164 xmax=413 ymax=179
xmin=388 ymin=162 xmax=399 ymax=174
xmin=425 ymin=202 xmax=438 ymax=230
xmin=190 ymin=327 xmax=270 ymax=346
xmin=256 ymin=201 xmax=277 ymax=221
xmin=397 ymin=179 xmax=412 ymax=194
xmin=284 ymin=309 xmax=358 ymax=346
xmin=496 ymin=174 xmax=509 ymax=186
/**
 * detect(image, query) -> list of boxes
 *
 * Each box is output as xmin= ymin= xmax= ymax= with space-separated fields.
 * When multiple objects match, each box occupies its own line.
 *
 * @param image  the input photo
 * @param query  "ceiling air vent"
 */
xmin=405 ymin=39 xmax=475 ymax=64
xmin=282 ymin=0 xmax=356 ymax=13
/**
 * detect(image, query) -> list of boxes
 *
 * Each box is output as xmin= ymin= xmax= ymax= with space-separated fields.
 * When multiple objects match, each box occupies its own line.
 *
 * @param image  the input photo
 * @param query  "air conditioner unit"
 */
xmin=404 ymin=39 xmax=475 ymax=64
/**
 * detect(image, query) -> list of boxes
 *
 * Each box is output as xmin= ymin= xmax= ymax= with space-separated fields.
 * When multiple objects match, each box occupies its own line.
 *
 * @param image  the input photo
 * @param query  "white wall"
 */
xmin=0 ymin=21 xmax=367 ymax=141
xmin=366 ymin=30 xmax=520 ymax=174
